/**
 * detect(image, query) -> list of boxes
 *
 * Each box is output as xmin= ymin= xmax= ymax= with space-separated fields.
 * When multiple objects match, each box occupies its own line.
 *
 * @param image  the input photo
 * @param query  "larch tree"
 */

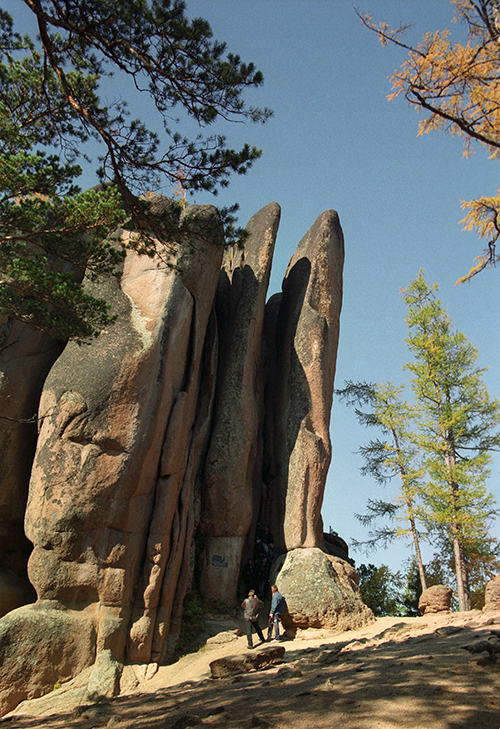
xmin=0 ymin=0 xmax=272 ymax=341
xmin=357 ymin=563 xmax=404 ymax=617
xmin=336 ymin=380 xmax=428 ymax=592
xmin=358 ymin=0 xmax=500 ymax=282
xmin=403 ymin=270 xmax=500 ymax=611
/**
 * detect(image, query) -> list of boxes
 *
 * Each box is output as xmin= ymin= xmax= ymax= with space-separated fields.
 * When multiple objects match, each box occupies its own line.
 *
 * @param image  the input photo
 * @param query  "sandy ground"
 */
xmin=3 ymin=609 xmax=500 ymax=729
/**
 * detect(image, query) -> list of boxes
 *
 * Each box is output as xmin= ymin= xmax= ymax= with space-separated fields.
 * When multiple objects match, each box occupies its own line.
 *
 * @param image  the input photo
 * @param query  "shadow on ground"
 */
xmin=4 ymin=615 xmax=499 ymax=729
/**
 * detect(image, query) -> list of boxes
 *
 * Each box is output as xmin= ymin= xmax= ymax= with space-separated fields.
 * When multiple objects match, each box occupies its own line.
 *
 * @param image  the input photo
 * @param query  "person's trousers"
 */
xmin=246 ymin=619 xmax=265 ymax=647
xmin=267 ymin=613 xmax=280 ymax=640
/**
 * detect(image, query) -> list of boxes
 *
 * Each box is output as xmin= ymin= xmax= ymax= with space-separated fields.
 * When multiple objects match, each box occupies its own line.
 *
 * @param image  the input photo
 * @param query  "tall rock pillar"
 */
xmin=263 ymin=210 xmax=344 ymax=551
xmin=200 ymin=203 xmax=280 ymax=603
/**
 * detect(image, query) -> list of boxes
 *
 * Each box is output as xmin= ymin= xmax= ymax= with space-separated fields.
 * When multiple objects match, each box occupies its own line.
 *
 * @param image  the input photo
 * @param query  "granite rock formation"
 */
xmin=271 ymin=548 xmax=373 ymax=631
xmin=323 ymin=531 xmax=349 ymax=561
xmin=0 ymin=200 xmax=359 ymax=716
xmin=0 ymin=203 xmax=224 ymax=711
xmin=484 ymin=575 xmax=500 ymax=611
xmin=26 ymin=203 xmax=223 ymax=665
xmin=260 ymin=210 xmax=344 ymax=551
xmin=0 ymin=601 xmax=95 ymax=716
xmin=418 ymin=585 xmax=453 ymax=614
xmin=200 ymin=202 xmax=280 ymax=602
xmin=209 ymin=645 xmax=285 ymax=678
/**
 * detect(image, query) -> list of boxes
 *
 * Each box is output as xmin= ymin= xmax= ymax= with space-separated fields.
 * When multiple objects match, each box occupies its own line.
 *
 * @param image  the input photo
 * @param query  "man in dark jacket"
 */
xmin=241 ymin=589 xmax=265 ymax=649
xmin=257 ymin=556 xmax=271 ymax=599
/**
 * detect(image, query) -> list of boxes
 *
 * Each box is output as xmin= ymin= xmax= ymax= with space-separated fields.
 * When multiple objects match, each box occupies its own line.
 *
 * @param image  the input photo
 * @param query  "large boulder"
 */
xmin=262 ymin=211 xmax=344 ymax=551
xmin=0 ymin=601 xmax=95 ymax=716
xmin=323 ymin=531 xmax=349 ymax=561
xmin=200 ymin=203 xmax=280 ymax=603
xmin=483 ymin=575 xmax=500 ymax=612
xmin=272 ymin=547 xmax=373 ymax=631
xmin=418 ymin=585 xmax=452 ymax=614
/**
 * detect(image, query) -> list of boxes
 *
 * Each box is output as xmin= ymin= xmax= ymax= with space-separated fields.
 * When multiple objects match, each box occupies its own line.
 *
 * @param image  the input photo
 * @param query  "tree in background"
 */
xmin=403 ymin=271 xmax=500 ymax=611
xmin=425 ymin=532 xmax=500 ymax=610
xmin=465 ymin=535 xmax=500 ymax=608
xmin=1 ymin=1 xmax=271 ymax=340
xmin=358 ymin=563 xmax=404 ymax=617
xmin=359 ymin=0 xmax=500 ymax=282
xmin=400 ymin=558 xmax=423 ymax=616
xmin=337 ymin=271 xmax=500 ymax=611
xmin=336 ymin=381 xmax=428 ymax=592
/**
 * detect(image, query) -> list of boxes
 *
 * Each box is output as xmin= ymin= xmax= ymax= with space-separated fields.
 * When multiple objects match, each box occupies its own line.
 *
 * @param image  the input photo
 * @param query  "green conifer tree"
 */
xmin=336 ymin=381 xmax=428 ymax=592
xmin=0 ymin=1 xmax=271 ymax=340
xmin=403 ymin=270 xmax=500 ymax=611
xmin=358 ymin=563 xmax=404 ymax=617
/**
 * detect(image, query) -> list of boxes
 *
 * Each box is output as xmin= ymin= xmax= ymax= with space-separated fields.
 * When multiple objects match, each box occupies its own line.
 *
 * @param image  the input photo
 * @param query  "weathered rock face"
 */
xmin=272 ymin=548 xmax=373 ymax=631
xmin=21 ymin=203 xmax=224 ymax=678
xmin=323 ymin=532 xmax=349 ymax=561
xmin=200 ymin=203 xmax=280 ymax=603
xmin=0 ymin=202 xmax=353 ymax=716
xmin=483 ymin=575 xmax=500 ymax=611
xmin=0 ymin=319 xmax=63 ymax=616
xmin=261 ymin=211 xmax=344 ymax=551
xmin=418 ymin=585 xmax=452 ymax=614
xmin=198 ymin=207 xmax=344 ymax=601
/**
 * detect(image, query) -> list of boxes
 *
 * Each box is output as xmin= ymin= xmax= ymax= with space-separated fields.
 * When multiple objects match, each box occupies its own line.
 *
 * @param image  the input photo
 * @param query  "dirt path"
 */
xmin=5 ymin=610 xmax=500 ymax=729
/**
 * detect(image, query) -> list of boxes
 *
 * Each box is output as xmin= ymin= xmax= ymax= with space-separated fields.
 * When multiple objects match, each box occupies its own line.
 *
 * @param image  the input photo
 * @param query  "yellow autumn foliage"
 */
xmin=359 ymin=0 xmax=500 ymax=282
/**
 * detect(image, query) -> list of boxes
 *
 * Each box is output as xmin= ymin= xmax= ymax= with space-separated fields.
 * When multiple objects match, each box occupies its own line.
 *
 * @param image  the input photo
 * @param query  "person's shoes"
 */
xmin=248 ymin=645 xmax=253 ymax=649
xmin=271 ymin=637 xmax=281 ymax=642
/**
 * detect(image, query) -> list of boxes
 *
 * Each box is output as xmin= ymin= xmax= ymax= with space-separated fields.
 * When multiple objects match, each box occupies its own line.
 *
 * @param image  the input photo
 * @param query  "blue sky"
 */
xmin=182 ymin=0 xmax=500 ymax=574
xmin=8 ymin=0 xmax=500 ymax=575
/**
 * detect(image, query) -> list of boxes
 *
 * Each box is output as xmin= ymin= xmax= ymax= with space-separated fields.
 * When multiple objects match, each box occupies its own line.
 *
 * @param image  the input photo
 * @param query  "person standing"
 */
xmin=257 ymin=556 xmax=271 ymax=599
xmin=241 ymin=589 xmax=265 ymax=649
xmin=242 ymin=557 xmax=257 ymax=593
xmin=268 ymin=584 xmax=286 ymax=642
xmin=267 ymin=542 xmax=280 ymax=564
xmin=256 ymin=524 xmax=274 ymax=555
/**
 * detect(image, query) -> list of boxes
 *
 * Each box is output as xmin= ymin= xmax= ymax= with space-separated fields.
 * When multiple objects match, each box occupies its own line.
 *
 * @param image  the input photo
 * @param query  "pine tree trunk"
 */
xmin=453 ymin=533 xmax=470 ymax=611
xmin=443 ymin=427 xmax=470 ymax=611
xmin=410 ymin=516 xmax=427 ymax=592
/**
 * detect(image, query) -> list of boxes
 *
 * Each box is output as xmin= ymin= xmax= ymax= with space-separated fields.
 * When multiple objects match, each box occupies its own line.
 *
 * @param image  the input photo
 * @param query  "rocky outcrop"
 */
xmin=418 ymin=585 xmax=452 ymax=614
xmin=6 ymin=203 xmax=224 ymax=701
xmin=483 ymin=575 xmax=500 ymax=611
xmin=0 ymin=601 xmax=95 ymax=716
xmin=272 ymin=548 xmax=373 ymax=631
xmin=261 ymin=211 xmax=344 ymax=551
xmin=200 ymin=203 xmax=280 ymax=603
xmin=323 ymin=531 xmax=349 ymax=561
xmin=0 ymin=201 xmax=354 ymax=716
xmin=198 ymin=206 xmax=345 ymax=603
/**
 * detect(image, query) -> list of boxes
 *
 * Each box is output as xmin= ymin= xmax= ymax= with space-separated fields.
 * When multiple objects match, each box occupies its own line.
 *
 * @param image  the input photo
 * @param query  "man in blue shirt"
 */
xmin=268 ymin=584 xmax=286 ymax=642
